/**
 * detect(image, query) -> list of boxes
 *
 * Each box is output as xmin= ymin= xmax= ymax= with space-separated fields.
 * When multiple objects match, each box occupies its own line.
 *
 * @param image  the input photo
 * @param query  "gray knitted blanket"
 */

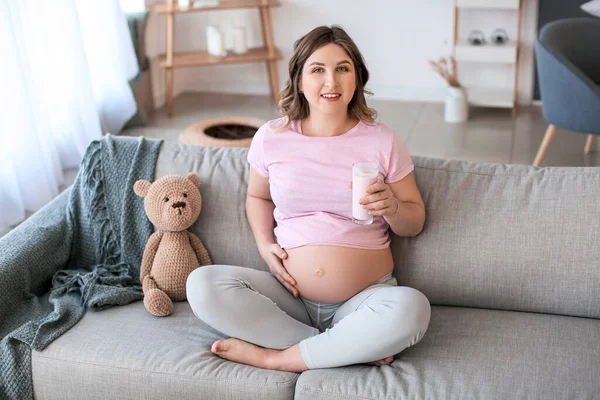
xmin=0 ymin=135 xmax=163 ymax=400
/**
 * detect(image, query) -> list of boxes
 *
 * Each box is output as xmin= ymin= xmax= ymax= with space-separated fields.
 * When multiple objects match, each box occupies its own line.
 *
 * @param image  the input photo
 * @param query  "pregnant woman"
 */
xmin=186 ymin=25 xmax=431 ymax=372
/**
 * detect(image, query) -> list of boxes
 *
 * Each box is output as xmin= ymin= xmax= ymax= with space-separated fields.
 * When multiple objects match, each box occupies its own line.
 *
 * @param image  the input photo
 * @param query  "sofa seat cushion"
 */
xmin=31 ymin=301 xmax=298 ymax=400
xmin=295 ymin=306 xmax=600 ymax=400
xmin=393 ymin=158 xmax=600 ymax=319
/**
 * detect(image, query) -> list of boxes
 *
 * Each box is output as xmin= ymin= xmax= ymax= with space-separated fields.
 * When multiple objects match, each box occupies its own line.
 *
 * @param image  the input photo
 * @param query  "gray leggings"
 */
xmin=186 ymin=265 xmax=431 ymax=369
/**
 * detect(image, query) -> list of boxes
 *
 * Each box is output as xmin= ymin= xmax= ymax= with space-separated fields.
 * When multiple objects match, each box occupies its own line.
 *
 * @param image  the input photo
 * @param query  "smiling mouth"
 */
xmin=321 ymin=93 xmax=341 ymax=98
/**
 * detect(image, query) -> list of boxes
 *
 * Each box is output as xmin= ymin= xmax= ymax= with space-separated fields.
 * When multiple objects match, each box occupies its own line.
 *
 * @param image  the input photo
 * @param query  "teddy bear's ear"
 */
xmin=133 ymin=180 xmax=152 ymax=197
xmin=187 ymin=173 xmax=201 ymax=188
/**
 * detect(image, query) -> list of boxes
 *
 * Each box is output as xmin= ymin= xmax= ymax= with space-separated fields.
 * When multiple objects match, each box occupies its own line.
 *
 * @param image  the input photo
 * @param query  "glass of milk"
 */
xmin=352 ymin=162 xmax=379 ymax=225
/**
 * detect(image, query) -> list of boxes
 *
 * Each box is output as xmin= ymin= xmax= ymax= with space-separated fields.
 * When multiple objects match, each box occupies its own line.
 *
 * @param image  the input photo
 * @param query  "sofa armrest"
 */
xmin=0 ymin=188 xmax=73 ymax=328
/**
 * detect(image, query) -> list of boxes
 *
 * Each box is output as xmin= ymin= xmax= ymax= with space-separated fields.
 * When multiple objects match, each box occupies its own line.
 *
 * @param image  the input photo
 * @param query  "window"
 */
xmin=119 ymin=0 xmax=146 ymax=13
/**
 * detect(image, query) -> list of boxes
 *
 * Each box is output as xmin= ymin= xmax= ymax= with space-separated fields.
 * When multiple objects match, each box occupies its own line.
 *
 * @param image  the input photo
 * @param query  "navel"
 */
xmin=314 ymin=268 xmax=325 ymax=277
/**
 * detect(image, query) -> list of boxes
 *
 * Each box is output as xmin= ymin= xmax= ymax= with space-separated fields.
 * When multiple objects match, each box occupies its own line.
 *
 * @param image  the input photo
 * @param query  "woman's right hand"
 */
xmin=259 ymin=243 xmax=298 ymax=297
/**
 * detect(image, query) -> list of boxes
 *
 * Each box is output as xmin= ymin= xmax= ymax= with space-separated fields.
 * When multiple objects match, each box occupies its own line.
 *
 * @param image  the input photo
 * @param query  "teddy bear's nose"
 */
xmin=172 ymin=201 xmax=186 ymax=209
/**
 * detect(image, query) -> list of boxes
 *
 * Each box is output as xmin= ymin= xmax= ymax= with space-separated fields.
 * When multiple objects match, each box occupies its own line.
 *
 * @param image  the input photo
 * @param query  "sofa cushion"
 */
xmin=31 ymin=302 xmax=298 ymax=400
xmin=294 ymin=306 xmax=600 ymax=400
xmin=394 ymin=156 xmax=600 ymax=318
xmin=155 ymin=142 xmax=267 ymax=272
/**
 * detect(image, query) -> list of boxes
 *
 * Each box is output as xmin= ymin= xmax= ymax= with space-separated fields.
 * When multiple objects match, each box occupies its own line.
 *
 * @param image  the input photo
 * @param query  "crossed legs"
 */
xmin=186 ymin=265 xmax=431 ymax=372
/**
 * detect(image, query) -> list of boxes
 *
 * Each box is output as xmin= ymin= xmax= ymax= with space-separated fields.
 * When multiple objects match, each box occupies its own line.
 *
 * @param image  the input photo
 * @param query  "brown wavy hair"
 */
xmin=276 ymin=25 xmax=377 ymax=130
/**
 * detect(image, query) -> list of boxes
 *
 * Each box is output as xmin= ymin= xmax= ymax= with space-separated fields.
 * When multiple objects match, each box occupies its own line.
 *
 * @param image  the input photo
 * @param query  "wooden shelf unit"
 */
xmin=158 ymin=47 xmax=283 ymax=68
xmin=152 ymin=0 xmax=281 ymax=13
xmin=153 ymin=0 xmax=283 ymax=116
xmin=454 ymin=40 xmax=517 ymax=63
xmin=452 ymin=0 xmax=523 ymax=116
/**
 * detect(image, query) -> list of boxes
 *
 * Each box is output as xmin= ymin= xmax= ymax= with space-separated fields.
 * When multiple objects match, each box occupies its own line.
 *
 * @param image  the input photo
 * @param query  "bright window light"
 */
xmin=119 ymin=0 xmax=146 ymax=13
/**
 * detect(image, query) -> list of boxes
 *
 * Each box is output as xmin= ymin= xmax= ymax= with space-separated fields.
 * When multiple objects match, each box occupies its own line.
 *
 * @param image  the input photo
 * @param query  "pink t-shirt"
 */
xmin=247 ymin=118 xmax=414 ymax=250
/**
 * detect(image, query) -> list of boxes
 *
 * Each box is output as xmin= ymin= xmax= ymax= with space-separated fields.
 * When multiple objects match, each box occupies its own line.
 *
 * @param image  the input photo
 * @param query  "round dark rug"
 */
xmin=179 ymin=117 xmax=265 ymax=148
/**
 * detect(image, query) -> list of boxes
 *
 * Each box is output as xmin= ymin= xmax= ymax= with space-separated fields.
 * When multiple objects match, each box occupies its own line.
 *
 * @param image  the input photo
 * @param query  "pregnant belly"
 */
xmin=282 ymin=245 xmax=394 ymax=303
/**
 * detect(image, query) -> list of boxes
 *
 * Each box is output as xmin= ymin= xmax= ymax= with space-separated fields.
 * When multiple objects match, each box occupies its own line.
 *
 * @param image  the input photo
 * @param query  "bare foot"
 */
xmin=367 ymin=356 xmax=394 ymax=366
xmin=211 ymin=338 xmax=275 ymax=369
xmin=211 ymin=339 xmax=309 ymax=373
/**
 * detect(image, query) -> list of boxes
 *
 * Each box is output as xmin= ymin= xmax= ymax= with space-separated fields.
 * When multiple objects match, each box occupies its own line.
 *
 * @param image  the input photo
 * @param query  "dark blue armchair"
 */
xmin=534 ymin=18 xmax=600 ymax=166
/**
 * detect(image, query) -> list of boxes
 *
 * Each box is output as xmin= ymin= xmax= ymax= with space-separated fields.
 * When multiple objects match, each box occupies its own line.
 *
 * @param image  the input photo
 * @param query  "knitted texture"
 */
xmin=134 ymin=174 xmax=211 ymax=316
xmin=0 ymin=135 xmax=163 ymax=400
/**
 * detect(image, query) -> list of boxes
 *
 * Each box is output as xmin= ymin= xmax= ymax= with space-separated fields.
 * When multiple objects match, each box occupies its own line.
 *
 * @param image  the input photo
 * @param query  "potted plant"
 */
xmin=429 ymin=56 xmax=468 ymax=123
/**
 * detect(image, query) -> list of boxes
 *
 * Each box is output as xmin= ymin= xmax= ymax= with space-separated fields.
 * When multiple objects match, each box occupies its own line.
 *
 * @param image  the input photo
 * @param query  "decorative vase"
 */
xmin=177 ymin=0 xmax=191 ymax=10
xmin=444 ymin=86 xmax=468 ymax=123
xmin=232 ymin=26 xmax=248 ymax=54
xmin=206 ymin=26 xmax=226 ymax=57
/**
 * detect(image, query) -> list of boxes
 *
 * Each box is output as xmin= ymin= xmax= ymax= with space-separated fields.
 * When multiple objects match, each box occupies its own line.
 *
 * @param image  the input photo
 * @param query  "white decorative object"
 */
xmin=206 ymin=26 xmax=226 ymax=57
xmin=177 ymin=0 xmax=191 ymax=11
xmin=232 ymin=26 xmax=248 ymax=54
xmin=444 ymin=87 xmax=469 ymax=123
xmin=581 ymin=0 xmax=600 ymax=17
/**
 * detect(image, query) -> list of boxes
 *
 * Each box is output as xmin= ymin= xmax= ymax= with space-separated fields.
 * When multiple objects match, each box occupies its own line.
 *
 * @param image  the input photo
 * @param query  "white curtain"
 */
xmin=0 ymin=0 xmax=139 ymax=231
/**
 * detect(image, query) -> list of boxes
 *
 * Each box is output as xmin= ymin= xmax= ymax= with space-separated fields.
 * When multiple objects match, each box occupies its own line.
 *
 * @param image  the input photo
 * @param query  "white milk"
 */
xmin=352 ymin=162 xmax=379 ymax=225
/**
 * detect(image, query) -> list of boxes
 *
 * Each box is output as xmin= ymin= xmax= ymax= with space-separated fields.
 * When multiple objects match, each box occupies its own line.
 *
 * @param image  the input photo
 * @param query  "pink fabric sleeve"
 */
xmin=247 ymin=124 xmax=269 ymax=177
xmin=385 ymin=133 xmax=414 ymax=184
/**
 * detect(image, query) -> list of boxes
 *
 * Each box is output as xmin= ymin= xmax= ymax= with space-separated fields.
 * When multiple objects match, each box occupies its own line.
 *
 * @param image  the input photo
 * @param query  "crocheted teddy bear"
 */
xmin=134 ymin=173 xmax=211 ymax=317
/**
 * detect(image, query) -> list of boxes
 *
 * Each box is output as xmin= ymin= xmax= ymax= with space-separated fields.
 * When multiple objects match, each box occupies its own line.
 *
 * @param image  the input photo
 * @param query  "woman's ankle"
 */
xmin=269 ymin=344 xmax=309 ymax=373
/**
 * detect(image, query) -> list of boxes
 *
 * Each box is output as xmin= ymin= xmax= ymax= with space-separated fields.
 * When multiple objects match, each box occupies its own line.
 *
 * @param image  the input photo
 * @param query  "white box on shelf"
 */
xmin=456 ymin=0 xmax=519 ymax=9
xmin=455 ymin=41 xmax=517 ymax=63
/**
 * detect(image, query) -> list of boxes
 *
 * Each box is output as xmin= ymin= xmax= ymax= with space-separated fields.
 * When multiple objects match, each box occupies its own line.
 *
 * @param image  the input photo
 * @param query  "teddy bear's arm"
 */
xmin=187 ymin=231 xmax=212 ymax=266
xmin=140 ymin=231 xmax=164 ymax=282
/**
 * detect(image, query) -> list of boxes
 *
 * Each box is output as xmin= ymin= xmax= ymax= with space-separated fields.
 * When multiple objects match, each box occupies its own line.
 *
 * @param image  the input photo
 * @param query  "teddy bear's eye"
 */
xmin=164 ymin=197 xmax=169 ymax=202
xmin=183 ymin=193 xmax=188 ymax=198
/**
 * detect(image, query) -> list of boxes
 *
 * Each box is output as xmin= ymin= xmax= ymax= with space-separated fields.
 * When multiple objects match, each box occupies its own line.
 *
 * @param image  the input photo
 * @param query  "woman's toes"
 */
xmin=368 ymin=356 xmax=394 ymax=366
xmin=211 ymin=339 xmax=225 ymax=354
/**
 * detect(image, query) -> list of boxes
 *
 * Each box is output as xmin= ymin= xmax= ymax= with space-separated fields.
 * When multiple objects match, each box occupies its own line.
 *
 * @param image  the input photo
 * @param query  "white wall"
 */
xmin=145 ymin=0 xmax=538 ymax=107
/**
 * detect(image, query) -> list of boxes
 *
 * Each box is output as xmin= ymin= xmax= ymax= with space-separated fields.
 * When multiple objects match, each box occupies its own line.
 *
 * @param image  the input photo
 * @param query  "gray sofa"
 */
xmin=26 ymin=141 xmax=600 ymax=399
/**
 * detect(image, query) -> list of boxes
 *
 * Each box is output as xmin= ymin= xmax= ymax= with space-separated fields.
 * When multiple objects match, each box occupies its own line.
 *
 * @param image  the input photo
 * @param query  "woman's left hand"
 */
xmin=360 ymin=181 xmax=398 ymax=218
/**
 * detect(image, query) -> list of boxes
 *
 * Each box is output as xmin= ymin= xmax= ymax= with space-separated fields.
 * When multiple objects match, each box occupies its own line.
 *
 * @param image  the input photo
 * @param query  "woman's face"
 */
xmin=299 ymin=43 xmax=356 ymax=116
